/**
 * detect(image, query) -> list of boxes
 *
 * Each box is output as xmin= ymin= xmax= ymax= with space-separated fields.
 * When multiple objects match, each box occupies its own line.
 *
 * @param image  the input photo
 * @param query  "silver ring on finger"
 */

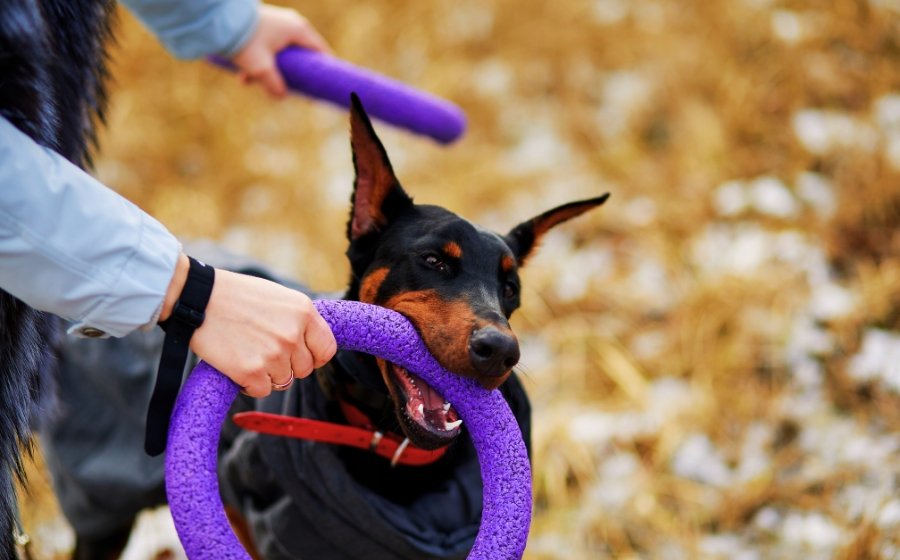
xmin=271 ymin=373 xmax=294 ymax=391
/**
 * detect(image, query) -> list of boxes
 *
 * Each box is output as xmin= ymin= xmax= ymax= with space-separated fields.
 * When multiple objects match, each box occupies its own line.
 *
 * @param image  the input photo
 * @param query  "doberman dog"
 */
xmin=216 ymin=94 xmax=609 ymax=559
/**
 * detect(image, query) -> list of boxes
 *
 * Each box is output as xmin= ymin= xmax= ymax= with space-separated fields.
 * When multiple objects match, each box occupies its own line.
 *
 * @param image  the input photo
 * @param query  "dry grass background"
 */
xmin=16 ymin=0 xmax=900 ymax=558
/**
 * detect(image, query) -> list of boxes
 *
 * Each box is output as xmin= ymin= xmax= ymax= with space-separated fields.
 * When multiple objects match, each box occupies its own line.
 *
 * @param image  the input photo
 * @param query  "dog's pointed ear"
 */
xmin=504 ymin=193 xmax=610 ymax=265
xmin=348 ymin=93 xmax=413 ymax=240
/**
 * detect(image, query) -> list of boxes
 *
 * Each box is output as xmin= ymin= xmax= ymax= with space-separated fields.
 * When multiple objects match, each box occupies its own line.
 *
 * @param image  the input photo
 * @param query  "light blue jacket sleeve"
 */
xmin=0 ymin=118 xmax=181 ymax=338
xmin=120 ymin=0 xmax=260 ymax=60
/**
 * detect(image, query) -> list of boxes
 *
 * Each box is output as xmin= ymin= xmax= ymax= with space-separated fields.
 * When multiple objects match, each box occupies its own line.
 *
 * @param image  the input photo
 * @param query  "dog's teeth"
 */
xmin=417 ymin=403 xmax=424 ymax=416
xmin=444 ymin=419 xmax=463 ymax=430
xmin=442 ymin=402 xmax=451 ymax=412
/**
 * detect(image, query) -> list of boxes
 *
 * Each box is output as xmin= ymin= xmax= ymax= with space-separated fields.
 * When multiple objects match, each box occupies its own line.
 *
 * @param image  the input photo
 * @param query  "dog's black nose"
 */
xmin=468 ymin=327 xmax=520 ymax=378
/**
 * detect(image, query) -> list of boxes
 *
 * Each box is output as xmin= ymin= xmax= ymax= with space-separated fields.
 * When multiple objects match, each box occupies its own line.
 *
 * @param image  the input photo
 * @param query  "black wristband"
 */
xmin=145 ymin=256 xmax=215 ymax=456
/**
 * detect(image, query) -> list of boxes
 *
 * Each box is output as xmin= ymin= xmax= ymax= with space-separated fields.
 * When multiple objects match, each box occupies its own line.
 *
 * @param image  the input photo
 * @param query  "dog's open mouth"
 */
xmin=385 ymin=362 xmax=462 ymax=450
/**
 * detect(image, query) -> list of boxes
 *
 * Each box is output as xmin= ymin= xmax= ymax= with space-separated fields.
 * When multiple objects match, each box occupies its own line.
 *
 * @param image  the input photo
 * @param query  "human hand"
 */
xmin=230 ymin=4 xmax=331 ymax=98
xmin=161 ymin=254 xmax=337 ymax=397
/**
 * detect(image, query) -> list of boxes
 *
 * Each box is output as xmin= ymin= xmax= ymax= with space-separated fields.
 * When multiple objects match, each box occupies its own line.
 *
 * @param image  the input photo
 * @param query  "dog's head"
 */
xmin=343 ymin=94 xmax=608 ymax=449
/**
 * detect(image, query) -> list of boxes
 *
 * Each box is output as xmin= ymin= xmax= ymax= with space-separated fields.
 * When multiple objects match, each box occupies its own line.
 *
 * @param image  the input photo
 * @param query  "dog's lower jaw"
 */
xmin=378 ymin=360 xmax=463 ymax=451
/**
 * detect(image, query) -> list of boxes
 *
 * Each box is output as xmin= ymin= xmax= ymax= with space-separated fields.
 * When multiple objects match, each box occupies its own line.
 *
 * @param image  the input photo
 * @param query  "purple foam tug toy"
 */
xmin=165 ymin=299 xmax=532 ymax=560
xmin=211 ymin=46 xmax=467 ymax=144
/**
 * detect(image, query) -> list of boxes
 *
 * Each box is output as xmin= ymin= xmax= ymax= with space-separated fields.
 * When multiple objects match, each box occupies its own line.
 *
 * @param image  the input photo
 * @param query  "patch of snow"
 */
xmin=120 ymin=507 xmax=186 ymax=560
xmin=795 ymin=172 xmax=836 ymax=218
xmin=692 ymin=223 xmax=787 ymax=277
xmin=552 ymin=243 xmax=615 ymax=302
xmin=870 ymin=0 xmax=900 ymax=15
xmin=517 ymin=334 xmax=556 ymax=381
xmin=672 ymin=433 xmax=732 ymax=487
xmin=504 ymin=118 xmax=573 ymax=173
xmin=848 ymin=328 xmax=900 ymax=392
xmin=627 ymin=256 xmax=675 ymax=311
xmin=714 ymin=180 xmax=749 ymax=217
xmin=748 ymin=176 xmax=800 ymax=218
xmin=874 ymin=94 xmax=900 ymax=132
xmin=700 ymin=534 xmax=759 ymax=560
xmin=807 ymin=281 xmax=856 ymax=320
xmin=878 ymin=499 xmax=900 ymax=528
xmin=437 ymin=2 xmax=495 ymax=42
xmin=645 ymin=377 xmax=695 ymax=419
xmin=780 ymin=512 xmax=844 ymax=551
xmin=593 ymin=0 xmax=630 ymax=24
xmin=754 ymin=507 xmax=781 ymax=533
xmin=587 ymin=452 xmax=641 ymax=510
xmin=630 ymin=328 xmax=668 ymax=360
xmin=875 ymin=95 xmax=900 ymax=170
xmin=771 ymin=10 xmax=804 ymax=44
xmin=472 ymin=58 xmax=514 ymax=97
xmin=525 ymin=532 xmax=580 ymax=557
xmin=792 ymin=356 xmax=825 ymax=388
xmin=785 ymin=315 xmax=833 ymax=388
xmin=239 ymin=185 xmax=276 ymax=217
xmin=596 ymin=71 xmax=655 ymax=140
xmin=799 ymin=416 xmax=900 ymax=469
xmin=623 ymin=196 xmax=658 ymax=226
xmin=736 ymin=422 xmax=773 ymax=482
xmin=567 ymin=378 xmax=695 ymax=447
xmin=792 ymin=109 xmax=878 ymax=155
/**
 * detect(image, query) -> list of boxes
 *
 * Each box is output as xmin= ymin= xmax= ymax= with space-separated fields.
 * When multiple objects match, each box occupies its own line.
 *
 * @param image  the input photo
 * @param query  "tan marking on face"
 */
xmin=481 ymin=371 xmax=511 ymax=390
xmin=383 ymin=290 xmax=478 ymax=376
xmin=443 ymin=241 xmax=463 ymax=259
xmin=501 ymin=255 xmax=516 ymax=273
xmin=359 ymin=267 xmax=389 ymax=304
xmin=383 ymin=290 xmax=519 ymax=386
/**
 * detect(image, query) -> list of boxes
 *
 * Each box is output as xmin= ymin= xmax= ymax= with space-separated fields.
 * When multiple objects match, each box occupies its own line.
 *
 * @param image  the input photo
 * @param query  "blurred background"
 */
xmin=18 ymin=0 xmax=900 ymax=558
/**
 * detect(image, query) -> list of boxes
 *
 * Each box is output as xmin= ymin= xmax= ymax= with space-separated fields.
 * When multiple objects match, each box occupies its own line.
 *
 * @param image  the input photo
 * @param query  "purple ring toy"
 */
xmin=210 ymin=46 xmax=467 ymax=144
xmin=165 ymin=299 xmax=532 ymax=559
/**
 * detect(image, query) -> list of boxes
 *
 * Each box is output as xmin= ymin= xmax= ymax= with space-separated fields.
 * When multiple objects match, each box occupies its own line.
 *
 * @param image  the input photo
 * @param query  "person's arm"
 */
xmin=118 ymin=0 xmax=260 ymax=60
xmin=0 ymin=117 xmax=179 ymax=337
xmin=120 ymin=0 xmax=330 ymax=97
xmin=0 ymin=117 xmax=336 ymax=395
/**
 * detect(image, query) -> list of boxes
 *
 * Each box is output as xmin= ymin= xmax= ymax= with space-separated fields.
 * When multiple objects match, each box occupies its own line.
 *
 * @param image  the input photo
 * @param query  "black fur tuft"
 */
xmin=0 ymin=295 xmax=58 ymax=559
xmin=0 ymin=0 xmax=58 ymax=149
xmin=0 ymin=0 xmax=115 ymax=556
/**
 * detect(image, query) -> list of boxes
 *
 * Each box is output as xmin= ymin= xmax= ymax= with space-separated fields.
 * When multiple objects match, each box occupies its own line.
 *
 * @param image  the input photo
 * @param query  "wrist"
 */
xmin=159 ymin=252 xmax=191 ymax=323
xmin=146 ymin=254 xmax=216 ymax=456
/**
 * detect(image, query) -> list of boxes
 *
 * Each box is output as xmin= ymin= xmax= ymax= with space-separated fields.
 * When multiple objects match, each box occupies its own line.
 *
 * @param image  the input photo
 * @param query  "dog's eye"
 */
xmin=423 ymin=254 xmax=448 ymax=272
xmin=503 ymin=281 xmax=519 ymax=300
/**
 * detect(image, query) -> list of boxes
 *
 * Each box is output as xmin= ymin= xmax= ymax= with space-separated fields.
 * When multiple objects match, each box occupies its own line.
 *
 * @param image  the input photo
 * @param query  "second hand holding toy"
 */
xmin=210 ymin=46 xmax=467 ymax=144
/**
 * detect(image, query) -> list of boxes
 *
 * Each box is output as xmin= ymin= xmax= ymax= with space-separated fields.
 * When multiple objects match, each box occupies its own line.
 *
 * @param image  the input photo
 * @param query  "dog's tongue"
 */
xmin=420 ymin=382 xmax=447 ymax=410
xmin=395 ymin=366 xmax=461 ymax=433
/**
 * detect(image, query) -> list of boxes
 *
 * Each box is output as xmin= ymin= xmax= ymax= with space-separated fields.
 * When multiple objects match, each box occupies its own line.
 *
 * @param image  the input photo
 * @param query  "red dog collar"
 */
xmin=232 ymin=409 xmax=449 ymax=467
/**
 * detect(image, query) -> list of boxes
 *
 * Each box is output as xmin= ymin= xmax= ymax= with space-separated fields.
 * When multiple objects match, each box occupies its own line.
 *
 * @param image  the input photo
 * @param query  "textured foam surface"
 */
xmin=165 ymin=299 xmax=532 ymax=560
xmin=210 ymin=47 xmax=466 ymax=144
xmin=165 ymin=362 xmax=245 ymax=559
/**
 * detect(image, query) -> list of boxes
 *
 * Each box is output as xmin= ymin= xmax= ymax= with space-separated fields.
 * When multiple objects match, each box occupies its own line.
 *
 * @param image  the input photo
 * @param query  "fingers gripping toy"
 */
xmin=211 ymin=46 xmax=467 ymax=144
xmin=165 ymin=299 xmax=533 ymax=560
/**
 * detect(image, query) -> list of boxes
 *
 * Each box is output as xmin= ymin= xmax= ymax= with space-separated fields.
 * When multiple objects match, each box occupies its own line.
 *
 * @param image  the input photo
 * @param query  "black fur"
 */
xmin=0 ymin=0 xmax=114 ymax=556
